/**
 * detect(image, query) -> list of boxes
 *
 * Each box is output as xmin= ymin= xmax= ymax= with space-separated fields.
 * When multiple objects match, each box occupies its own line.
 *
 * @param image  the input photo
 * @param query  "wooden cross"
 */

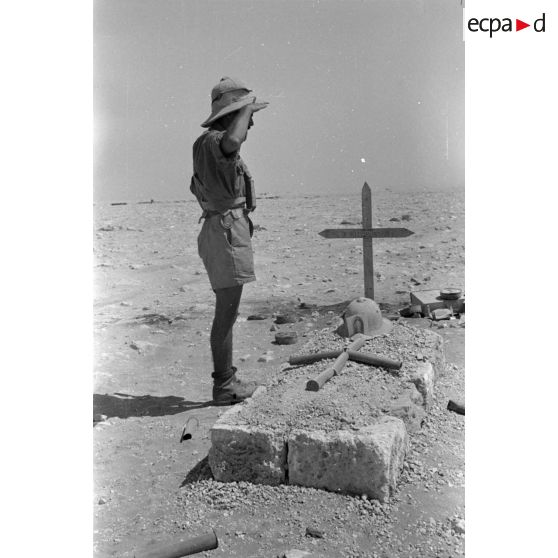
xmin=319 ymin=182 xmax=414 ymax=300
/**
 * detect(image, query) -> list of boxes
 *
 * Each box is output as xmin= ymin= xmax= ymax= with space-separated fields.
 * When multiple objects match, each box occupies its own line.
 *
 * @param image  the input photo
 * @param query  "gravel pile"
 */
xmin=233 ymin=323 xmax=444 ymax=433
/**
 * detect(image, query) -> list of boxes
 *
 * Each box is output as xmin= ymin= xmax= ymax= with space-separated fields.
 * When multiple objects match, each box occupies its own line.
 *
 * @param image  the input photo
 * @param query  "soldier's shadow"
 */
xmin=93 ymin=392 xmax=214 ymax=419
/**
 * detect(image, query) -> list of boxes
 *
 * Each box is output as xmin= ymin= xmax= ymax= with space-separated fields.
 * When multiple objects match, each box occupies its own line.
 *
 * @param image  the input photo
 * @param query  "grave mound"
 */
xmin=209 ymin=323 xmax=445 ymax=501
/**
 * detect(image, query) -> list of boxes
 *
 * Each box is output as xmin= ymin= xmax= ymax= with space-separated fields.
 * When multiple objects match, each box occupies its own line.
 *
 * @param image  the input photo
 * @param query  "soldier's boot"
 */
xmin=212 ymin=367 xmax=259 ymax=406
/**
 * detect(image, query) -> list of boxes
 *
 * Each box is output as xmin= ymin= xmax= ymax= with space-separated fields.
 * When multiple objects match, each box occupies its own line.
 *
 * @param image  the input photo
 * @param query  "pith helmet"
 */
xmin=337 ymin=297 xmax=393 ymax=338
xmin=201 ymin=76 xmax=256 ymax=128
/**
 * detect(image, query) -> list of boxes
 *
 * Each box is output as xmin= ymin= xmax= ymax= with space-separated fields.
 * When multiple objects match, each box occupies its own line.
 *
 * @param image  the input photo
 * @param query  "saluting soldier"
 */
xmin=190 ymin=77 xmax=268 ymax=405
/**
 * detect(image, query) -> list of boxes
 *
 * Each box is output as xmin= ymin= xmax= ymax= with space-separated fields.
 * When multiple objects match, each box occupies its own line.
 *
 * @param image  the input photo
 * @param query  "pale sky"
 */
xmin=94 ymin=0 xmax=464 ymax=202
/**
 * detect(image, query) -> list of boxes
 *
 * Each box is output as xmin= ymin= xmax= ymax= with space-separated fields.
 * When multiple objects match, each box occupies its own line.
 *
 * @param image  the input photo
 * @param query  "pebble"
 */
xmin=247 ymin=314 xmax=268 ymax=320
xmin=129 ymin=340 xmax=156 ymax=353
xmin=258 ymin=353 xmax=274 ymax=363
xmin=451 ymin=517 xmax=465 ymax=534
xmin=305 ymin=526 xmax=325 ymax=538
xmin=275 ymin=331 xmax=298 ymax=345
xmin=275 ymin=314 xmax=297 ymax=324
xmin=279 ymin=550 xmax=311 ymax=558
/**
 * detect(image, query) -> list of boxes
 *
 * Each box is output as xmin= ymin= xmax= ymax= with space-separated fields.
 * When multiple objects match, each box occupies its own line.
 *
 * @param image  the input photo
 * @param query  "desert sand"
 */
xmin=93 ymin=187 xmax=464 ymax=557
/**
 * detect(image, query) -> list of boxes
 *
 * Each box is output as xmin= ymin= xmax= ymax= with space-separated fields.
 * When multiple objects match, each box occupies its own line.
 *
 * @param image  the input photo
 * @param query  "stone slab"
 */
xmin=208 ymin=389 xmax=287 ymax=485
xmin=287 ymin=416 xmax=408 ymax=502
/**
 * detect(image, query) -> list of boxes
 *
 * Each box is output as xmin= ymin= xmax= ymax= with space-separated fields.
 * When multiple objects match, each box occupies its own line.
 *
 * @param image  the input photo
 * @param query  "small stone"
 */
xmin=281 ymin=550 xmax=312 ymax=558
xmin=98 ymin=497 xmax=107 ymax=505
xmin=409 ymin=361 xmax=435 ymax=408
xmin=275 ymin=314 xmax=297 ymax=324
xmin=305 ymin=526 xmax=325 ymax=538
xmin=247 ymin=314 xmax=268 ymax=320
xmin=432 ymin=308 xmax=452 ymax=321
xmin=129 ymin=340 xmax=156 ymax=354
xmin=257 ymin=354 xmax=274 ymax=363
xmin=451 ymin=517 xmax=465 ymax=534
xmin=275 ymin=331 xmax=298 ymax=345
xmin=270 ymin=324 xmax=279 ymax=332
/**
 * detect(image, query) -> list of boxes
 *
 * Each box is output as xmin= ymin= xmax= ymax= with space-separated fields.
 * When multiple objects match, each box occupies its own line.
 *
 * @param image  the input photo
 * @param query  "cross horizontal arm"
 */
xmin=319 ymin=228 xmax=414 ymax=239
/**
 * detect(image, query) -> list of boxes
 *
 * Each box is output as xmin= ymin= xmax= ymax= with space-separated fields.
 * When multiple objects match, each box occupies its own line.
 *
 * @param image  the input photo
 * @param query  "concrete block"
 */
xmin=209 ymin=422 xmax=287 ymax=485
xmin=409 ymin=361 xmax=435 ymax=408
xmin=208 ymin=388 xmax=287 ymax=485
xmin=287 ymin=416 xmax=408 ymax=502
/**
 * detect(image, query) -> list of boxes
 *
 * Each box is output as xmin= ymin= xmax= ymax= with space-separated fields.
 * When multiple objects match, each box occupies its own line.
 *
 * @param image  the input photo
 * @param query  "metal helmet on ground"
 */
xmin=337 ymin=297 xmax=393 ymax=338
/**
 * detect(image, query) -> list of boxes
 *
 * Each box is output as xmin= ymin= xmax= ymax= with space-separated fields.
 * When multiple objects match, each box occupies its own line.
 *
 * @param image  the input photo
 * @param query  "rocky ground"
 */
xmin=93 ymin=188 xmax=464 ymax=557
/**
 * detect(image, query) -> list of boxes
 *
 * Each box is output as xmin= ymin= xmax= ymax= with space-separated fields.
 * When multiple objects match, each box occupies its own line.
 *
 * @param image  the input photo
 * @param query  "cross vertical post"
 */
xmin=361 ymin=182 xmax=374 ymax=299
xmin=318 ymin=182 xmax=414 ymax=300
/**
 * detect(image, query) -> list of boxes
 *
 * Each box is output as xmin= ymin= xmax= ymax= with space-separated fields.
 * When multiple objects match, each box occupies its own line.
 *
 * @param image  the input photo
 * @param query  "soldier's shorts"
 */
xmin=197 ymin=208 xmax=256 ymax=290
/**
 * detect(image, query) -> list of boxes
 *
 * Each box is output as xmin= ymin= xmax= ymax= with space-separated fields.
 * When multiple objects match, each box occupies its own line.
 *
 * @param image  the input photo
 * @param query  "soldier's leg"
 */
xmin=210 ymin=285 xmax=259 ymax=404
xmin=210 ymin=285 xmax=243 ymax=381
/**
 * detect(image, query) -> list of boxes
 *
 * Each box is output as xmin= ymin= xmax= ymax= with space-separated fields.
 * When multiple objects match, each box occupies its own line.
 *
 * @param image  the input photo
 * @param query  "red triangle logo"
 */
xmin=516 ymin=19 xmax=530 ymax=31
